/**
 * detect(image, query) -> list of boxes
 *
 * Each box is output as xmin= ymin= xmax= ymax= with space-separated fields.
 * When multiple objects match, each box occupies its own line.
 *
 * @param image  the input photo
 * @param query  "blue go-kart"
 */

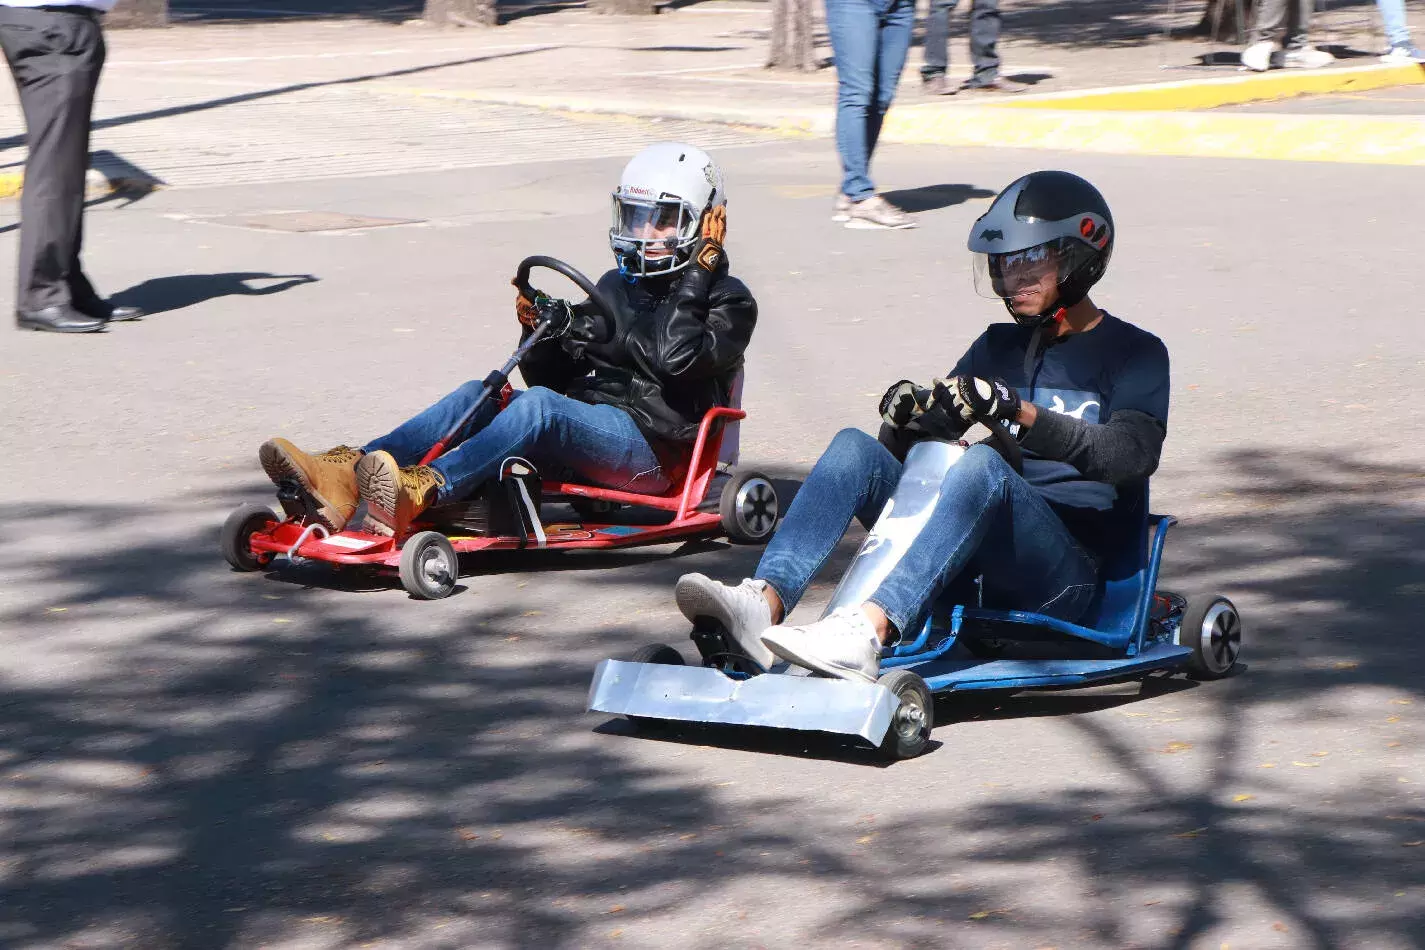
xmin=587 ymin=427 xmax=1243 ymax=761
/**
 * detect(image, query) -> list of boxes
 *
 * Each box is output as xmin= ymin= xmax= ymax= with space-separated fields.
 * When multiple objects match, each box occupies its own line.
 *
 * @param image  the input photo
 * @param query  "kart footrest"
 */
xmin=586 ymin=660 xmax=901 ymax=746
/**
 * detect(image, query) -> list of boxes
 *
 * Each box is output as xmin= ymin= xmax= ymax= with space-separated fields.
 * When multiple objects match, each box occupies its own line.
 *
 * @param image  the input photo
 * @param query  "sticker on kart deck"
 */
xmin=597 ymin=526 xmax=645 ymax=537
xmin=319 ymin=535 xmax=380 ymax=550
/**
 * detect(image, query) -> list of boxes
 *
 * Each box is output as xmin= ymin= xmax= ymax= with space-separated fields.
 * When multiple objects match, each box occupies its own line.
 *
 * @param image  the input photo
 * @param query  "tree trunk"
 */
xmin=767 ymin=0 xmax=816 ymax=71
xmin=1194 ymin=0 xmax=1258 ymax=42
xmin=424 ymin=0 xmax=498 ymax=27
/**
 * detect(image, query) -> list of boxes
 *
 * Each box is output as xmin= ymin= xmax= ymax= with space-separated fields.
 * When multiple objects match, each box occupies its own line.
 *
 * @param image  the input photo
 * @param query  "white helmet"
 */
xmin=610 ymin=142 xmax=726 ymax=279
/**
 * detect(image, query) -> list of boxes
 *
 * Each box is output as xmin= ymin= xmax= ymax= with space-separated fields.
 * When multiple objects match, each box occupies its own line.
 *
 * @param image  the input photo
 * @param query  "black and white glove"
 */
xmin=878 ymin=380 xmax=932 ymax=429
xmin=935 ymin=375 xmax=1022 ymax=429
xmin=879 ymin=379 xmax=968 ymax=439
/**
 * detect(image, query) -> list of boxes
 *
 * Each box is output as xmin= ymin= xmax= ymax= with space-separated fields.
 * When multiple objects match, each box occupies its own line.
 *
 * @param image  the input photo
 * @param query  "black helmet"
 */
xmin=966 ymin=170 xmax=1114 ymax=327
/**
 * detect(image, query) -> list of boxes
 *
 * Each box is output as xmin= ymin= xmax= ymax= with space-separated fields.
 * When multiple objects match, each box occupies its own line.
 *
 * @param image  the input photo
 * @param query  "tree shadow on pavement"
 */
xmin=0 ymin=446 xmax=1422 ymax=946
xmin=108 ymin=273 xmax=319 ymax=317
xmin=0 ymin=48 xmax=552 ymax=154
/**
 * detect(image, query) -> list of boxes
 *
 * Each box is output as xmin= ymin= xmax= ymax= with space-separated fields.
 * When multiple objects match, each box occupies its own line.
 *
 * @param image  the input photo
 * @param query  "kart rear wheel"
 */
xmin=221 ymin=504 xmax=278 ymax=572
xmin=720 ymin=469 xmax=779 ymax=545
xmin=877 ymin=669 xmax=933 ymax=761
xmin=1180 ymin=594 xmax=1242 ymax=680
xmin=399 ymin=531 xmax=459 ymax=600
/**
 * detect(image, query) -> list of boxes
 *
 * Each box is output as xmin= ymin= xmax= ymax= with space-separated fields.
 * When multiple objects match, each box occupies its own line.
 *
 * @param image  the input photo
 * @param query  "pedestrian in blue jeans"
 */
xmin=1375 ymin=0 xmax=1425 ymax=62
xmin=255 ymin=143 xmax=757 ymax=539
xmin=826 ymin=0 xmax=919 ymax=230
xmin=676 ymin=171 xmax=1171 ymax=684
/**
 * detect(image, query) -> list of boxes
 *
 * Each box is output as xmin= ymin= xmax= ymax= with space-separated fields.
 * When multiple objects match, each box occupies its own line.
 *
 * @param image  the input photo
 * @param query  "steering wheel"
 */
xmin=981 ymin=418 xmax=1025 ymax=475
xmin=513 ymin=255 xmax=614 ymax=327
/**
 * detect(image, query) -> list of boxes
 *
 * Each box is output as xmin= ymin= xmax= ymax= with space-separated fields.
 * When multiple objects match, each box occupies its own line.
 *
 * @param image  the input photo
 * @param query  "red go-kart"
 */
xmin=220 ymin=256 xmax=780 ymax=599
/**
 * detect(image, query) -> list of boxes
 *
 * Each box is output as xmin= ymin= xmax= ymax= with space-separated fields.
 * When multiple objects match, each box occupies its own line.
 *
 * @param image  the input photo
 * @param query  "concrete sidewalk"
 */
xmin=2 ymin=0 xmax=1424 ymax=198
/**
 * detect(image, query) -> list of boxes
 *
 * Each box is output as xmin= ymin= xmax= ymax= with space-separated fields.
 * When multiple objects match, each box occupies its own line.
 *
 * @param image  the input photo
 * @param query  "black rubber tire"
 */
xmin=624 ymin=643 xmax=685 ymax=729
xmin=221 ymin=504 xmax=278 ymax=572
xmin=876 ymin=669 xmax=934 ymax=760
xmin=629 ymin=643 xmax=685 ymax=666
xmin=1180 ymin=593 xmax=1242 ymax=680
xmin=398 ymin=531 xmax=459 ymax=600
xmin=571 ymin=498 xmax=620 ymax=522
xmin=719 ymin=468 xmax=779 ymax=545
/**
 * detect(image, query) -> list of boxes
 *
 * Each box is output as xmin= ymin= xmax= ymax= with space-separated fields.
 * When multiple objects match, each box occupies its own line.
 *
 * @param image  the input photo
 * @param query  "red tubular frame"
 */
xmin=244 ymin=405 xmax=746 ymax=568
xmin=544 ymin=406 xmax=744 ymax=519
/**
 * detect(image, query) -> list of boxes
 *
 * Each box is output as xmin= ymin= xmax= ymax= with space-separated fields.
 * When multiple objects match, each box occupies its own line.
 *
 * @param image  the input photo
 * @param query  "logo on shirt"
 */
xmin=1048 ymin=395 xmax=1100 ymax=420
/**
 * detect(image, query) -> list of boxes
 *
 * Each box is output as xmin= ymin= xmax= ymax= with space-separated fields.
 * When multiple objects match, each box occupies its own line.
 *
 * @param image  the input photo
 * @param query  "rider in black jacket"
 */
xmin=256 ymin=142 xmax=757 ymax=538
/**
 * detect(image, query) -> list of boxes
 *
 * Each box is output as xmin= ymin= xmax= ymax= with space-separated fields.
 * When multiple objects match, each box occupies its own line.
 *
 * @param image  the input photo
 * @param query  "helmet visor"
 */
xmin=972 ymin=238 xmax=1097 ymax=301
xmin=611 ymin=196 xmax=696 ymax=261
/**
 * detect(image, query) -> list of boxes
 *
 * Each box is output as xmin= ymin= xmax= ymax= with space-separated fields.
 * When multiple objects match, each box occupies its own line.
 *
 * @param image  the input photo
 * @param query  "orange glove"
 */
xmin=516 ymin=290 xmax=539 ymax=329
xmin=694 ymin=205 xmax=727 ymax=273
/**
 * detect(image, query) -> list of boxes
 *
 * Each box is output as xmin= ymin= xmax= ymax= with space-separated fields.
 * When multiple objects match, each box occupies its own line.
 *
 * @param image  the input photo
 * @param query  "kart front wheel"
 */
xmin=629 ymin=643 xmax=685 ymax=666
xmin=625 ymin=643 xmax=685 ymax=730
xmin=720 ymin=469 xmax=779 ymax=544
xmin=221 ymin=504 xmax=278 ymax=572
xmin=399 ymin=531 xmax=459 ymax=600
xmin=877 ymin=669 xmax=933 ymax=761
xmin=1180 ymin=594 xmax=1242 ymax=679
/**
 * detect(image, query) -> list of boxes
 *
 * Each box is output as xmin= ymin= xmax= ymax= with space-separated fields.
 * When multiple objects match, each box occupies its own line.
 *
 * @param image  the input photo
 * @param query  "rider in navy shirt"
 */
xmin=673 ymin=170 xmax=1171 ymax=684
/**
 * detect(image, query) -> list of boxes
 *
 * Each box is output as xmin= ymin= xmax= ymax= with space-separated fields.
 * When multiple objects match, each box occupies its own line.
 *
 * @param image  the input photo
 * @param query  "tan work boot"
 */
xmin=355 ymin=450 xmax=445 ymax=537
xmin=259 ymin=439 xmax=362 ymax=530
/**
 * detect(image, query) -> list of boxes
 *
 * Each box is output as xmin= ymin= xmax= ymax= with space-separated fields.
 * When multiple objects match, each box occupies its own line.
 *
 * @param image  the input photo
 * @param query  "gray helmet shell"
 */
xmin=968 ymin=171 xmax=1114 ymax=322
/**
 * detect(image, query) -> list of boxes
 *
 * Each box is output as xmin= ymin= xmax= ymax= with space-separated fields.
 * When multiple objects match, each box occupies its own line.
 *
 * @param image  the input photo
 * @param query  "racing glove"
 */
xmin=880 ymin=379 xmax=968 ymax=439
xmin=516 ymin=291 xmax=539 ymax=329
xmin=879 ymin=380 xmax=932 ymax=429
xmin=693 ymin=205 xmax=726 ymax=274
xmin=514 ymin=286 xmax=573 ymax=338
xmin=936 ymin=375 xmax=1022 ymax=430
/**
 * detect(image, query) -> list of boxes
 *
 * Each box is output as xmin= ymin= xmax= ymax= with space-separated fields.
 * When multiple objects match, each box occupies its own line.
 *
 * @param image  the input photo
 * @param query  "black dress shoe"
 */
xmin=101 ymin=305 xmax=144 ymax=322
xmin=75 ymin=301 xmax=144 ymax=322
xmin=16 ymin=306 xmax=107 ymax=334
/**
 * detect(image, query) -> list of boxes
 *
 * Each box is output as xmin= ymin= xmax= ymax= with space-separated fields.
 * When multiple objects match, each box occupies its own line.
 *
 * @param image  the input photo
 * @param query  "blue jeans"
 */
xmin=825 ymin=0 xmax=917 ymax=201
xmin=1377 ymin=0 xmax=1411 ymax=48
xmin=362 ymin=385 xmax=671 ymax=504
xmin=755 ymin=429 xmax=1099 ymax=636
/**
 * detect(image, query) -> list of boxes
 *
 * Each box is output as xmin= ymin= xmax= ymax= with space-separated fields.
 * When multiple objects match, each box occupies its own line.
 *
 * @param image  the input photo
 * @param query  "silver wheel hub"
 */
xmin=1199 ymin=601 xmax=1241 ymax=673
xmin=735 ymin=479 xmax=777 ymax=536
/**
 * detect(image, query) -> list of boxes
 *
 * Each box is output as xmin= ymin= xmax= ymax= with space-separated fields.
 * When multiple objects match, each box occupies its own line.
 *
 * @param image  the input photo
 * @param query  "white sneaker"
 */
xmin=832 ymin=194 xmax=852 ymax=222
xmin=845 ymin=195 xmax=917 ymax=230
xmin=1380 ymin=44 xmax=1425 ymax=64
xmin=760 ymin=607 xmax=882 ymax=684
xmin=1241 ymin=40 xmax=1274 ymax=71
xmin=675 ymin=573 xmax=777 ymax=670
xmin=1283 ymin=45 xmax=1334 ymax=69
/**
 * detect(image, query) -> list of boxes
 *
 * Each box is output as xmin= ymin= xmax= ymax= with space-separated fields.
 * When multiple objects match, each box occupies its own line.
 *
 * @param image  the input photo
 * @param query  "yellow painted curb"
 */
xmin=0 ymin=170 xmax=23 ymax=201
xmin=882 ymin=105 xmax=1425 ymax=165
xmin=994 ymin=62 xmax=1425 ymax=111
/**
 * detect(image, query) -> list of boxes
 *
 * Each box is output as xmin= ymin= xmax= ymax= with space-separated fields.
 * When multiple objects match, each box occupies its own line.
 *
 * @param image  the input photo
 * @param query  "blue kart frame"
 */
xmin=587 ymin=479 xmax=1243 ymax=762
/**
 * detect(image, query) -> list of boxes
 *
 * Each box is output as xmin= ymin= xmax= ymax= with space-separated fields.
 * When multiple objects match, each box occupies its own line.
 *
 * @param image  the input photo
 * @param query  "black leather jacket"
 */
xmin=518 ymin=258 xmax=757 ymax=446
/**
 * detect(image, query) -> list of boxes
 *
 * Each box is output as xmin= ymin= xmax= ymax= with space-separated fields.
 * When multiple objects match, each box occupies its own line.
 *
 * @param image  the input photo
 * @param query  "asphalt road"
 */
xmin=1 ymin=134 xmax=1422 ymax=949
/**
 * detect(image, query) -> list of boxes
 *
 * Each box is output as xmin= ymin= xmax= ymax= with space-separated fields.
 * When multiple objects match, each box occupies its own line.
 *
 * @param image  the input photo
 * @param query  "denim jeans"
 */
xmin=363 ymin=385 xmax=670 ymax=504
xmin=755 ymin=429 xmax=1099 ymax=636
xmin=1249 ymin=0 xmax=1312 ymax=48
xmin=1377 ymin=0 xmax=1411 ymax=48
xmin=920 ymin=0 xmax=1001 ymax=86
xmin=825 ymin=0 xmax=917 ymax=201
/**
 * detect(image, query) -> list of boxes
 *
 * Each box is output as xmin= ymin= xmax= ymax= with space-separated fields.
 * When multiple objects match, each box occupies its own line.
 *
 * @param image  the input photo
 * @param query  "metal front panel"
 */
xmin=821 ymin=439 xmax=967 ymax=618
xmin=587 ymin=661 xmax=900 ymax=746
